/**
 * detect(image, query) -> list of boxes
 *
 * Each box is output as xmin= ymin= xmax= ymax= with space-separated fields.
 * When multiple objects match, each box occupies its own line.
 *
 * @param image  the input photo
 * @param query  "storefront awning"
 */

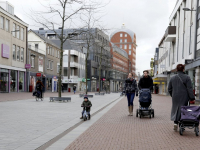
xmin=153 ymin=74 xmax=167 ymax=83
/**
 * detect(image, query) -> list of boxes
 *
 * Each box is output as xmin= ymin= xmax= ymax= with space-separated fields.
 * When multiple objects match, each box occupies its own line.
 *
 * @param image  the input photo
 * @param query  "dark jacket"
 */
xmin=81 ymin=100 xmax=92 ymax=112
xmin=168 ymin=71 xmax=195 ymax=121
xmin=36 ymin=81 xmax=44 ymax=91
xmin=73 ymin=86 xmax=76 ymax=91
xmin=123 ymin=78 xmax=138 ymax=94
xmin=138 ymin=75 xmax=153 ymax=90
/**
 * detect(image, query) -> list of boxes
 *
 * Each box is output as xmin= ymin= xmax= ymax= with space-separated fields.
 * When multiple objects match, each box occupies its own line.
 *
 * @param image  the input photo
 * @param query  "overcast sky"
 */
xmin=6 ymin=0 xmax=177 ymax=75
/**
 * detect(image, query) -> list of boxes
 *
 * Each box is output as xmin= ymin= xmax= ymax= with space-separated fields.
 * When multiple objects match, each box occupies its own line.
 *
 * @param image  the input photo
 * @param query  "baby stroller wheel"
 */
xmin=149 ymin=114 xmax=151 ymax=119
xmin=195 ymin=127 xmax=199 ymax=136
xmin=136 ymin=109 xmax=138 ymax=117
xmin=179 ymin=127 xmax=183 ymax=135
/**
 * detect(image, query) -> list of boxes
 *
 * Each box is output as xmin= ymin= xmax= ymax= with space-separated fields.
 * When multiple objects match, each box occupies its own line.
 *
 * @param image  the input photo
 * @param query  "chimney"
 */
xmin=39 ymin=28 xmax=44 ymax=30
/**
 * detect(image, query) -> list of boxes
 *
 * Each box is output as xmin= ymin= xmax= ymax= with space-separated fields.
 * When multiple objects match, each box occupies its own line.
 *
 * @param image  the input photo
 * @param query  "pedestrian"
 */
xmin=73 ymin=85 xmax=76 ymax=94
xmin=80 ymin=97 xmax=92 ymax=120
xmin=36 ymin=79 xmax=45 ymax=98
xmin=123 ymin=72 xmax=138 ymax=116
xmin=168 ymin=64 xmax=195 ymax=131
xmin=138 ymin=70 xmax=153 ymax=109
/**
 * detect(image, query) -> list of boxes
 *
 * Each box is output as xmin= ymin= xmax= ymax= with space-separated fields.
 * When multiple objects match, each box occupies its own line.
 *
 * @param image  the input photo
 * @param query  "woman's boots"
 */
xmin=128 ymin=106 xmax=133 ymax=116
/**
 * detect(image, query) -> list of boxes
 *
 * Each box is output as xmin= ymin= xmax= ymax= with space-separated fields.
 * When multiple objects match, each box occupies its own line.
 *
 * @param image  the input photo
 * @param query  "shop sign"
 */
xmin=25 ymin=64 xmax=31 ymax=69
xmin=185 ymin=59 xmax=193 ymax=65
xmin=53 ymin=76 xmax=57 ymax=79
xmin=36 ymin=73 xmax=41 ymax=77
xmin=1 ymin=44 xmax=9 ymax=58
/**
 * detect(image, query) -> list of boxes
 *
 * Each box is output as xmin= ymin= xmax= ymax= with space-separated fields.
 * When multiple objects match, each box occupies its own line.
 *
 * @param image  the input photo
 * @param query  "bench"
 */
xmin=49 ymin=97 xmax=71 ymax=102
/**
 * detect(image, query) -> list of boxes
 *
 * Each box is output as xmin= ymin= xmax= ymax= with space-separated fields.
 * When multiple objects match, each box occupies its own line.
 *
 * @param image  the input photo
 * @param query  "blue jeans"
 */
xmin=127 ymin=93 xmax=135 ymax=106
xmin=82 ymin=110 xmax=90 ymax=116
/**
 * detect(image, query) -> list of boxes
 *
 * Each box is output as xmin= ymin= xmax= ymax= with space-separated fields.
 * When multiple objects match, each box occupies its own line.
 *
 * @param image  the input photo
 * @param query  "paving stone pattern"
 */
xmin=66 ymin=95 xmax=200 ymax=150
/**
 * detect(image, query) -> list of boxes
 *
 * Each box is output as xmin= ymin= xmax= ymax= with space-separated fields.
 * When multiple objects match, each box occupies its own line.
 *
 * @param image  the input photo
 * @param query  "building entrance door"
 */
xmin=0 ymin=72 xmax=9 ymax=93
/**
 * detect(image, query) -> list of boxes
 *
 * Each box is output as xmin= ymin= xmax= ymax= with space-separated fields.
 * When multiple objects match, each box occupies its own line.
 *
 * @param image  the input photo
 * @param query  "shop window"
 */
xmin=19 ymin=72 xmax=24 ymax=92
xmin=16 ymin=25 xmax=19 ymax=39
xmin=0 ymin=16 xmax=4 ymax=29
xmin=11 ymin=70 xmax=17 ymax=92
xmin=0 ymin=69 xmax=9 ymax=93
xmin=13 ymin=45 xmax=16 ymax=60
xmin=5 ymin=19 xmax=9 ymax=32
xmin=21 ymin=48 xmax=24 ymax=62
xmin=17 ymin=46 xmax=20 ymax=61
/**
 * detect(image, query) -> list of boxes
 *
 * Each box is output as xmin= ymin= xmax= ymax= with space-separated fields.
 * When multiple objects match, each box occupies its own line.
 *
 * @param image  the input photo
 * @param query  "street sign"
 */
xmin=25 ymin=64 xmax=31 ymax=69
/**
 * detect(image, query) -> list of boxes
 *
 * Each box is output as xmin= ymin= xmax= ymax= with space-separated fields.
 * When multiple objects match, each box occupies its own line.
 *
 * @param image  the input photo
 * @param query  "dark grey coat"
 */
xmin=168 ymin=71 xmax=195 ymax=121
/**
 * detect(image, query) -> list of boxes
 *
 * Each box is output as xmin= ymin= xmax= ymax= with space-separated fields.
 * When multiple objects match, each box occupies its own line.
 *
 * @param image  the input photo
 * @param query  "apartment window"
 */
xmin=21 ymin=27 xmax=24 ymax=41
xmin=0 ymin=16 xmax=4 ymax=29
xmin=47 ymin=46 xmax=50 ymax=54
xmin=16 ymin=25 xmax=20 ymax=39
xmin=5 ymin=19 xmax=9 ymax=32
xmin=120 ymin=33 xmax=123 ymax=37
xmin=129 ymin=50 xmax=131 ymax=55
xmin=57 ymin=65 xmax=60 ymax=73
xmin=50 ymin=47 xmax=52 ymax=55
xmin=12 ymin=23 xmax=16 ymax=37
xmin=124 ymin=39 xmax=127 ymax=43
xmin=17 ymin=46 xmax=20 ymax=61
xmin=31 ymin=56 xmax=35 ymax=67
xmin=182 ymin=33 xmax=185 ymax=59
xmin=125 ymin=34 xmax=127 ymax=37
xmin=35 ymin=44 xmax=38 ymax=51
xmin=47 ymin=60 xmax=51 ymax=69
xmin=58 ymin=51 xmax=60 ymax=58
xmin=52 ymin=48 xmax=54 ymax=56
xmin=124 ymin=45 xmax=127 ymax=49
xmin=13 ymin=45 xmax=16 ymax=60
xmin=21 ymin=48 xmax=24 ymax=62
xmin=56 ymin=50 xmax=58 ymax=57
xmin=120 ymin=39 xmax=122 ymax=43
xmin=129 ymin=44 xmax=131 ymax=49
xmin=50 ymin=61 xmax=53 ymax=70
xmin=120 ymin=45 xmax=122 ymax=48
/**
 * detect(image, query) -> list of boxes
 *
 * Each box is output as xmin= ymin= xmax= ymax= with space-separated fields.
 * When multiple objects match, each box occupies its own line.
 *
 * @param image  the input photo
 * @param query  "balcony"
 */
xmin=165 ymin=26 xmax=176 ymax=42
xmin=70 ymin=50 xmax=79 ymax=56
xmin=70 ymin=62 xmax=79 ymax=68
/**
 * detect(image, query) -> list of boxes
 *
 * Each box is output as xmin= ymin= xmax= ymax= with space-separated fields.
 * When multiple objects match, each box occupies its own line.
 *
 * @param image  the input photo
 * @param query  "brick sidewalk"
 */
xmin=66 ymin=94 xmax=200 ymax=150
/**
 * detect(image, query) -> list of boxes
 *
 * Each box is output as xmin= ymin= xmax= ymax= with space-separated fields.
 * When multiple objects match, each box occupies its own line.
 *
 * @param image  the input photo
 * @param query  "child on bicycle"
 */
xmin=80 ymin=97 xmax=92 ymax=120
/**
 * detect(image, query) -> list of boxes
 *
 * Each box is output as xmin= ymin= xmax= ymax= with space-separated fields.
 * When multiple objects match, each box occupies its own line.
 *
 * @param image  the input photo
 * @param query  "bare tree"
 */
xmin=27 ymin=0 xmax=99 ymax=97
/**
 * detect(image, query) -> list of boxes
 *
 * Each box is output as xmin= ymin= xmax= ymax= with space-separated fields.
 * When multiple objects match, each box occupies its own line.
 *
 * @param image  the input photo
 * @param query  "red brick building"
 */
xmin=110 ymin=26 xmax=137 ymax=76
xmin=109 ymin=43 xmax=129 ymax=92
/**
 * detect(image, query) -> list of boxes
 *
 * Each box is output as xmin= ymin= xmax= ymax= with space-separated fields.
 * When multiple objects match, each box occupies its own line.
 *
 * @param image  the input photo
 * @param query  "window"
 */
xmin=31 ymin=56 xmax=35 ymax=67
xmin=17 ymin=46 xmax=20 ymax=61
xmin=124 ymin=45 xmax=127 ymax=49
xmin=5 ymin=19 xmax=9 ymax=32
xmin=0 ymin=16 xmax=4 ymax=29
xmin=120 ymin=39 xmax=122 ymax=43
xmin=56 ymin=50 xmax=57 ymax=57
xmin=50 ymin=47 xmax=52 ymax=55
xmin=129 ymin=44 xmax=131 ymax=49
xmin=47 ymin=46 xmax=50 ymax=54
xmin=47 ymin=60 xmax=51 ymax=69
xmin=52 ymin=48 xmax=54 ymax=56
xmin=58 ymin=51 xmax=60 ymax=58
xmin=120 ymin=45 xmax=122 ymax=48
xmin=21 ymin=27 xmax=24 ymax=41
xmin=12 ymin=23 xmax=16 ymax=37
xmin=21 ymin=48 xmax=24 ymax=62
xmin=35 ymin=44 xmax=38 ymax=51
xmin=129 ymin=50 xmax=131 ymax=55
xmin=13 ymin=45 xmax=16 ymax=60
xmin=125 ymin=34 xmax=127 ymax=37
xmin=120 ymin=33 xmax=123 ymax=37
xmin=124 ymin=39 xmax=127 ymax=43
xmin=16 ymin=25 xmax=19 ymax=39
xmin=50 ymin=61 xmax=53 ymax=70
xmin=57 ymin=64 xmax=60 ymax=73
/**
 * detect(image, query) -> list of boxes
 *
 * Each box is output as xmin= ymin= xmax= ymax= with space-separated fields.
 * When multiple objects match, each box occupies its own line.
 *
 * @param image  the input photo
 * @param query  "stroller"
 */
xmin=33 ymin=90 xmax=43 ymax=101
xmin=136 ymin=89 xmax=154 ymax=118
xmin=179 ymin=105 xmax=200 ymax=136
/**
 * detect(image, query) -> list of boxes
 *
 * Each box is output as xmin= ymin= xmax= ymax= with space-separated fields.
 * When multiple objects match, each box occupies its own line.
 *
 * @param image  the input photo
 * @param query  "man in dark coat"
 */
xmin=168 ymin=64 xmax=195 ymax=131
xmin=36 ymin=79 xmax=45 ymax=98
xmin=138 ymin=70 xmax=153 ymax=109
xmin=73 ymin=85 xmax=76 ymax=94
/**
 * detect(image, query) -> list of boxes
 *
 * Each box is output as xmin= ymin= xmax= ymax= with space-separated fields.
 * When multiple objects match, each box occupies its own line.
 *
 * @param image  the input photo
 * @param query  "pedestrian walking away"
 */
xmin=138 ymin=70 xmax=153 ymax=109
xmin=80 ymin=97 xmax=92 ymax=120
xmin=73 ymin=85 xmax=76 ymax=94
xmin=35 ymin=79 xmax=45 ymax=98
xmin=123 ymin=72 xmax=138 ymax=116
xmin=168 ymin=64 xmax=195 ymax=131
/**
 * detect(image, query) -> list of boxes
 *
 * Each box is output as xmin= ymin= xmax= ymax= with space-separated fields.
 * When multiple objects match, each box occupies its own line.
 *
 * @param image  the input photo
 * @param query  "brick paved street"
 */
xmin=66 ymin=94 xmax=200 ymax=150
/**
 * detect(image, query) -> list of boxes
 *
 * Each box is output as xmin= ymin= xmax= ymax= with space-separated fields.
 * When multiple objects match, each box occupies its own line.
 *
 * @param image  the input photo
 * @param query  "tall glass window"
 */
xmin=12 ymin=23 xmax=16 ymax=37
xmin=21 ymin=27 xmax=24 ymax=41
xmin=21 ymin=47 xmax=24 ymax=62
xmin=11 ymin=70 xmax=17 ymax=92
xmin=5 ymin=19 xmax=9 ymax=32
xmin=17 ymin=46 xmax=20 ymax=61
xmin=19 ymin=72 xmax=24 ymax=92
xmin=13 ymin=45 xmax=16 ymax=60
xmin=16 ymin=25 xmax=20 ymax=39
xmin=0 ymin=69 xmax=9 ymax=93
xmin=0 ymin=16 xmax=4 ymax=29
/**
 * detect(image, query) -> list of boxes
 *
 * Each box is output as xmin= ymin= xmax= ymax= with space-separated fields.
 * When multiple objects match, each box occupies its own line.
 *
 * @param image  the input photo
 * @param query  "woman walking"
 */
xmin=123 ymin=73 xmax=138 ymax=116
xmin=168 ymin=64 xmax=195 ymax=131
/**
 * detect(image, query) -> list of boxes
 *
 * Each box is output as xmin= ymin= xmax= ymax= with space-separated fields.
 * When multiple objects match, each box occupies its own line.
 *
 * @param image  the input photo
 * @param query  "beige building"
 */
xmin=0 ymin=1 xmax=28 ymax=93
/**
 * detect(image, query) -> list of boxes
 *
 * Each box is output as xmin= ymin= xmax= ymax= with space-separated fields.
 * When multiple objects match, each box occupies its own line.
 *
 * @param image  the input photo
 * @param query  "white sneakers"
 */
xmin=174 ymin=124 xmax=178 ymax=131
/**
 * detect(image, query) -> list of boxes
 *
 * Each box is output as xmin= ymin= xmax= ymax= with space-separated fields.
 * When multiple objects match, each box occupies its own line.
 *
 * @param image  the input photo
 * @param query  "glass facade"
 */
xmin=19 ymin=72 xmax=24 ymax=92
xmin=11 ymin=70 xmax=17 ymax=92
xmin=0 ymin=69 xmax=9 ymax=93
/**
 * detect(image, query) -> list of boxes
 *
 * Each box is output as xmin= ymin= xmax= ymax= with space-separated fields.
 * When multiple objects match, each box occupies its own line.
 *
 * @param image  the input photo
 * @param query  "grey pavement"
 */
xmin=0 ymin=93 xmax=121 ymax=150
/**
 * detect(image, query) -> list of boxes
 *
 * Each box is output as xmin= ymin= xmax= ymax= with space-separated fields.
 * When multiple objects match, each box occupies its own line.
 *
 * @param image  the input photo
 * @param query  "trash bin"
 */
xmin=68 ymin=88 xmax=71 ymax=92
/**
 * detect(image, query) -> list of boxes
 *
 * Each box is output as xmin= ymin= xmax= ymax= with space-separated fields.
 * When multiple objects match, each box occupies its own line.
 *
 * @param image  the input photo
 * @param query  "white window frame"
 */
xmin=47 ymin=46 xmax=50 ymax=54
xmin=120 ymin=33 xmax=123 ymax=37
xmin=16 ymin=46 xmax=20 ymax=61
xmin=124 ymin=39 xmax=127 ymax=43
xmin=125 ymin=34 xmax=127 ymax=37
xmin=21 ymin=27 xmax=24 ymax=41
xmin=129 ymin=44 xmax=131 ymax=49
xmin=13 ymin=44 xmax=16 ymax=60
xmin=124 ymin=45 xmax=127 ymax=49
xmin=31 ymin=57 xmax=35 ymax=68
xmin=50 ymin=61 xmax=53 ymax=70
xmin=0 ymin=16 xmax=4 ymax=29
xmin=12 ymin=23 xmax=16 ymax=37
xmin=21 ymin=47 xmax=24 ymax=62
xmin=129 ymin=50 xmax=131 ymax=55
xmin=16 ymin=25 xmax=20 ymax=39
xmin=5 ymin=19 xmax=9 ymax=32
